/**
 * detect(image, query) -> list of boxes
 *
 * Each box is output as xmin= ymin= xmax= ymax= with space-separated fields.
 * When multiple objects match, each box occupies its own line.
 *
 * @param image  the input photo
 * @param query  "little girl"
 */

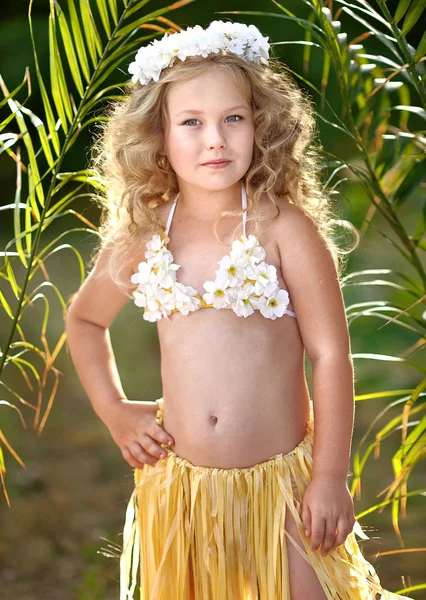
xmin=66 ymin=20 xmax=411 ymax=600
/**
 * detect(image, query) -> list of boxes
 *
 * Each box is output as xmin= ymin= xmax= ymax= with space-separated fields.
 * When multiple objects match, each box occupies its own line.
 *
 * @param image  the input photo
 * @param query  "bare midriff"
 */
xmin=153 ymin=198 xmax=311 ymax=469
xmin=158 ymin=308 xmax=310 ymax=468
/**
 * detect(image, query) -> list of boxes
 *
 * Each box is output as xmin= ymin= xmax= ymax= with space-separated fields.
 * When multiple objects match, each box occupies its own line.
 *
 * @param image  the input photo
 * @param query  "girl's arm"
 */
xmin=65 ymin=244 xmax=132 ymax=422
xmin=274 ymin=200 xmax=356 ymax=556
xmin=65 ymin=244 xmax=175 ymax=468
xmin=274 ymin=201 xmax=355 ymax=480
xmin=65 ymin=316 xmax=129 ymax=423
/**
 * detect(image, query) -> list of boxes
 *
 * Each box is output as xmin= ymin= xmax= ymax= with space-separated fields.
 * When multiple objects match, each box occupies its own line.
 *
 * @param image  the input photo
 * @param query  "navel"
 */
xmin=209 ymin=414 xmax=218 ymax=425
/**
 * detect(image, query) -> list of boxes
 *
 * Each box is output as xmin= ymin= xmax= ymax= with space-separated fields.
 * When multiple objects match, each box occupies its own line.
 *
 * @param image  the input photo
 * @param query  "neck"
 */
xmin=174 ymin=180 xmax=243 ymax=221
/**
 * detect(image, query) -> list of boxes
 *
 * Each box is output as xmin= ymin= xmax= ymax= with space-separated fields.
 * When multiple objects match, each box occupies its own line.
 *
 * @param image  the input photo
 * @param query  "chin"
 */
xmin=199 ymin=179 xmax=242 ymax=192
xmin=177 ymin=173 xmax=240 ymax=190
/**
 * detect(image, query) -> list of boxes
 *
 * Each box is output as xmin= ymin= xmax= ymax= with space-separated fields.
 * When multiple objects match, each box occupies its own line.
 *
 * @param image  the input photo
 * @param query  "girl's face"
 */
xmin=161 ymin=69 xmax=255 ymax=192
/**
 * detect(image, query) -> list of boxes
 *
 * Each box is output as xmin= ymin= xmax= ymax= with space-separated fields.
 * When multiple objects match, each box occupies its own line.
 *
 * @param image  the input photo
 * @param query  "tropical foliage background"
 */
xmin=0 ymin=0 xmax=425 ymax=598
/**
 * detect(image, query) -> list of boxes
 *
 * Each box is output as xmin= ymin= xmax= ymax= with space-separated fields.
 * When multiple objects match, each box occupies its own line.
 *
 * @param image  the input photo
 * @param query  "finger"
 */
xmin=331 ymin=516 xmax=355 ymax=549
xmin=320 ymin=518 xmax=338 ymax=556
xmin=138 ymin=436 xmax=168 ymax=460
xmin=129 ymin=441 xmax=160 ymax=466
xmin=152 ymin=424 xmax=175 ymax=447
xmin=310 ymin=515 xmax=326 ymax=551
xmin=301 ymin=501 xmax=312 ymax=537
xmin=122 ymin=446 xmax=151 ymax=469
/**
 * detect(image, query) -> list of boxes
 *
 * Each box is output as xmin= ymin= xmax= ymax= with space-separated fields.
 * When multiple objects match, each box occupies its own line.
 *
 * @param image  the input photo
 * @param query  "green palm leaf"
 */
xmin=0 ymin=0 xmax=196 ymax=505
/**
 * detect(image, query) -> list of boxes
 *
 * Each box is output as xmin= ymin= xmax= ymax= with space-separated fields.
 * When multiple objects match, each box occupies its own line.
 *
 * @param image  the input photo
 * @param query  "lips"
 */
xmin=202 ymin=160 xmax=231 ymax=165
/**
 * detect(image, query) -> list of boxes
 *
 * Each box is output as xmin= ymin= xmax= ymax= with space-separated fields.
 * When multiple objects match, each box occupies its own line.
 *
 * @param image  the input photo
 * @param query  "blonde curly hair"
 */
xmin=88 ymin=49 xmax=359 ymax=295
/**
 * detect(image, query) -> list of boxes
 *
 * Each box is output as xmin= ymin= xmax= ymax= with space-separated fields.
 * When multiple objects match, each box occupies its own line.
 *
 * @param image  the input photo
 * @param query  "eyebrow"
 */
xmin=175 ymin=104 xmax=250 ymax=117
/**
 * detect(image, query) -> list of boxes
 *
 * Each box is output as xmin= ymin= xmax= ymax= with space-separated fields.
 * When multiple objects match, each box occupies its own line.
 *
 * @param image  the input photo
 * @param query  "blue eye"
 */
xmin=183 ymin=118 xmax=200 ymax=127
xmin=182 ymin=115 xmax=243 ymax=126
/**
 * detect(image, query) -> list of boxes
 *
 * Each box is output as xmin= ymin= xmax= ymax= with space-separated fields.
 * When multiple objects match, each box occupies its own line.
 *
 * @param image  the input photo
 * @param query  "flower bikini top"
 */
xmin=131 ymin=183 xmax=297 ymax=323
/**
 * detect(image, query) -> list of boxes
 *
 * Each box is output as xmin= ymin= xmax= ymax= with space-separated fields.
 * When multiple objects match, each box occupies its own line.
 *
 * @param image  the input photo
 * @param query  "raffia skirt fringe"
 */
xmin=120 ymin=398 xmax=410 ymax=600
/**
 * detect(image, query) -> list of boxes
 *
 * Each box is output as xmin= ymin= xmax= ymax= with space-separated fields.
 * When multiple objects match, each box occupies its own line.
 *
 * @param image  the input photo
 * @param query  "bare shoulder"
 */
xmin=66 ymin=200 xmax=171 ymax=329
xmin=271 ymin=196 xmax=317 ymax=231
xmin=269 ymin=196 xmax=348 ymax=362
xmin=270 ymin=197 xmax=333 ymax=267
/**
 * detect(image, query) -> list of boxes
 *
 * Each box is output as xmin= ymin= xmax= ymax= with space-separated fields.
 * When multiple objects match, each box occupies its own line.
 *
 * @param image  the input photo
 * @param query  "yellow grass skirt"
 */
xmin=120 ymin=398 xmax=410 ymax=599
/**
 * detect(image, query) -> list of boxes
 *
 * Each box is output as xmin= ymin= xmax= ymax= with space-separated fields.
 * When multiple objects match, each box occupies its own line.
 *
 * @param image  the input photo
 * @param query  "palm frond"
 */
xmin=0 ymin=0 xmax=196 ymax=502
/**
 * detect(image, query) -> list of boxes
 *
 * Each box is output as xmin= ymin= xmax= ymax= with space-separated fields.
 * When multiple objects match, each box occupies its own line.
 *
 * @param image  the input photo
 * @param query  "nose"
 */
xmin=205 ymin=125 xmax=227 ymax=150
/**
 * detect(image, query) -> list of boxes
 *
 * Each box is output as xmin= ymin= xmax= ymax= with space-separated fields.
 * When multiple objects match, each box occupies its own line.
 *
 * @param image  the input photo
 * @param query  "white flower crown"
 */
xmin=128 ymin=20 xmax=270 ymax=86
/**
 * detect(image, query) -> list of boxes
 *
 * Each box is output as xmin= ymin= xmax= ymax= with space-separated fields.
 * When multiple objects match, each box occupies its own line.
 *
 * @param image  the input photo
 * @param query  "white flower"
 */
xmin=216 ymin=254 xmax=245 ymax=287
xmin=131 ymin=261 xmax=171 ymax=297
xmin=145 ymin=234 xmax=169 ymax=261
xmin=229 ymin=234 xmax=266 ymax=268
xmin=226 ymin=36 xmax=246 ymax=58
xmin=142 ymin=298 xmax=165 ymax=322
xmin=151 ymin=38 xmax=176 ymax=70
xmin=128 ymin=20 xmax=270 ymax=87
xmin=130 ymin=261 xmax=152 ymax=286
xmin=132 ymin=289 xmax=147 ymax=308
xmin=155 ymin=287 xmax=175 ymax=312
xmin=227 ymin=283 xmax=258 ymax=317
xmin=142 ymin=288 xmax=178 ymax=322
xmin=152 ymin=252 xmax=180 ymax=289
xmin=202 ymin=279 xmax=230 ymax=309
xmin=131 ymin=234 xmax=182 ymax=320
xmin=132 ymin=225 xmax=292 ymax=321
xmin=246 ymin=261 xmax=279 ymax=296
xmin=258 ymin=289 xmax=290 ymax=320
xmin=143 ymin=310 xmax=161 ymax=322
xmin=173 ymin=282 xmax=202 ymax=315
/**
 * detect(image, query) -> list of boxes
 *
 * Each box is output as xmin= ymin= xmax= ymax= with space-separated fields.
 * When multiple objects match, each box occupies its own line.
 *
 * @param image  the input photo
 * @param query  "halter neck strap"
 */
xmin=242 ymin=181 xmax=247 ymax=237
xmin=165 ymin=192 xmax=179 ymax=237
xmin=165 ymin=182 xmax=247 ymax=237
